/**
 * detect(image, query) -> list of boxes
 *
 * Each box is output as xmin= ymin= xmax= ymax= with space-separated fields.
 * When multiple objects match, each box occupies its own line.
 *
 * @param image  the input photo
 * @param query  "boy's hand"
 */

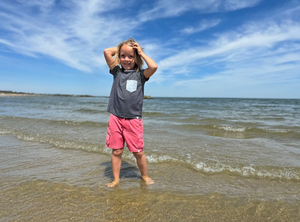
xmin=132 ymin=43 xmax=143 ymax=55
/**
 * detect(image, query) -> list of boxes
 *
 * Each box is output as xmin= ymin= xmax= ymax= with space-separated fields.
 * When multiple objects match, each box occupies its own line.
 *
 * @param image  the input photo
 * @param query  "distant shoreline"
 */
xmin=0 ymin=90 xmax=153 ymax=99
xmin=0 ymin=90 xmax=94 ymax=97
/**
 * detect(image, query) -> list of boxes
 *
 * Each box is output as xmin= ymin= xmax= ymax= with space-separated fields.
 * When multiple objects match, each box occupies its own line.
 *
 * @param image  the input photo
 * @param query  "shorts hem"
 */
xmin=127 ymin=147 xmax=144 ymax=153
xmin=106 ymin=146 xmax=124 ymax=150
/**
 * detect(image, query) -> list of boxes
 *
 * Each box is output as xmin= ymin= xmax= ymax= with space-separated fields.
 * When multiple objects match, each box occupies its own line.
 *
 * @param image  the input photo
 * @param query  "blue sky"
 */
xmin=0 ymin=0 xmax=300 ymax=98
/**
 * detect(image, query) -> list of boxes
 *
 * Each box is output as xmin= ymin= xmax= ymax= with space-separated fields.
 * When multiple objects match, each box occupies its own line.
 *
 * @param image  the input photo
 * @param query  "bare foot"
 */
xmin=142 ymin=176 xmax=155 ymax=185
xmin=106 ymin=180 xmax=119 ymax=188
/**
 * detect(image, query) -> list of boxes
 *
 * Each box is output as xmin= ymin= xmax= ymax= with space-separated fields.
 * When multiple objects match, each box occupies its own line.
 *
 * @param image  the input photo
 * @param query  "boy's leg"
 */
xmin=133 ymin=151 xmax=154 ymax=185
xmin=106 ymin=148 xmax=124 ymax=187
xmin=106 ymin=114 xmax=125 ymax=187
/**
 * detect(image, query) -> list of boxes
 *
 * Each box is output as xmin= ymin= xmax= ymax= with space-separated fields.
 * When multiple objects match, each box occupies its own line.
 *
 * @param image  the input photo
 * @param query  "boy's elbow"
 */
xmin=152 ymin=64 xmax=158 ymax=72
xmin=104 ymin=47 xmax=117 ymax=57
xmin=147 ymin=65 xmax=157 ymax=77
xmin=103 ymin=49 xmax=110 ymax=56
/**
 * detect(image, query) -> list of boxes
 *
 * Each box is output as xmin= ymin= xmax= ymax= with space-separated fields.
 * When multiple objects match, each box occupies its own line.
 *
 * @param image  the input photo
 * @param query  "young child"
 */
xmin=103 ymin=38 xmax=158 ymax=187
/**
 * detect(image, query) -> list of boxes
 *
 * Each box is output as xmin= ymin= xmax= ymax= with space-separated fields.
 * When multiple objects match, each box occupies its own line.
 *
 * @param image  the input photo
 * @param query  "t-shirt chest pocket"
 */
xmin=126 ymin=80 xmax=137 ymax=93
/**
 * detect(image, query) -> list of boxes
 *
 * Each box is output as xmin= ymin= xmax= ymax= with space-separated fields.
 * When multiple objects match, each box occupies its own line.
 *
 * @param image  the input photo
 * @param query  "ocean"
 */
xmin=1 ymin=95 xmax=299 ymax=221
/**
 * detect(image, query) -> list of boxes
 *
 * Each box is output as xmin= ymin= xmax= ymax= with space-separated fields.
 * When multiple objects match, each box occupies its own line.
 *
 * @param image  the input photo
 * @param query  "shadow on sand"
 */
xmin=100 ymin=161 xmax=141 ymax=181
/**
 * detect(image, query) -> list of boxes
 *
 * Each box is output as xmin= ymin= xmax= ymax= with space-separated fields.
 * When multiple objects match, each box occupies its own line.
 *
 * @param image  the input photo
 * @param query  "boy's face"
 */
xmin=120 ymin=45 xmax=136 ymax=70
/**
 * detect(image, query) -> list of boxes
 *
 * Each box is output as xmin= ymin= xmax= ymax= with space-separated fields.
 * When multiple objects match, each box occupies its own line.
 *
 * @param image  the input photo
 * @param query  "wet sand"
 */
xmin=1 ymin=135 xmax=299 ymax=221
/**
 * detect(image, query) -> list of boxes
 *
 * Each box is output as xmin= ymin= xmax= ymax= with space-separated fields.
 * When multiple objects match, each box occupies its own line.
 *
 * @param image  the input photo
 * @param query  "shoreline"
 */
xmin=0 ymin=93 xmax=93 ymax=97
xmin=0 ymin=90 xmax=94 ymax=97
xmin=0 ymin=93 xmax=39 ymax=96
xmin=0 ymin=91 xmax=152 ymax=98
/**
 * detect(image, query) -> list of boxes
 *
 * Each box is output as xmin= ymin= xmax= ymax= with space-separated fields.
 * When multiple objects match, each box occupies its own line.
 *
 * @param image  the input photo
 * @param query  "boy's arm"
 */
xmin=103 ymin=47 xmax=117 ymax=70
xmin=133 ymin=43 xmax=158 ymax=79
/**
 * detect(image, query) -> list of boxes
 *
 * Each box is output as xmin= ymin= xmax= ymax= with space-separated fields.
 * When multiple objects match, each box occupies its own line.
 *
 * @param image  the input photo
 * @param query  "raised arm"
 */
xmin=132 ymin=43 xmax=158 ymax=79
xmin=103 ymin=47 xmax=117 ymax=70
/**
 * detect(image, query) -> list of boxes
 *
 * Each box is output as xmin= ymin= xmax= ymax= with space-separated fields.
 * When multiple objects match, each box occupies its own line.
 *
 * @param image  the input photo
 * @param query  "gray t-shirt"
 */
xmin=107 ymin=66 xmax=149 ymax=118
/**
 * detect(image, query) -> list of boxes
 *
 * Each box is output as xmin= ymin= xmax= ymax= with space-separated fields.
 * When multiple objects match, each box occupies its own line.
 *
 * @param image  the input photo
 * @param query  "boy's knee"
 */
xmin=112 ymin=148 xmax=123 ymax=157
xmin=133 ymin=151 xmax=144 ymax=159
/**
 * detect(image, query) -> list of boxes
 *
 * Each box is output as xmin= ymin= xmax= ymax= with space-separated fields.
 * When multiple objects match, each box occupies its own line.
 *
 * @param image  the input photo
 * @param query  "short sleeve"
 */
xmin=140 ymin=69 xmax=149 ymax=82
xmin=110 ymin=66 xmax=120 ymax=75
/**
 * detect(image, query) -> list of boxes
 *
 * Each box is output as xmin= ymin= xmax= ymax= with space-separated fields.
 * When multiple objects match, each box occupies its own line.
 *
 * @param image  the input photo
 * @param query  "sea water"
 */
xmin=0 ymin=96 xmax=299 ymax=221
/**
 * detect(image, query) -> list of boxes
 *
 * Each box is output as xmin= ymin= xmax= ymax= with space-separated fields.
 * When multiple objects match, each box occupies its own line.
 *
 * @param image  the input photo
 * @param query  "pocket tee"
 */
xmin=107 ymin=66 xmax=148 ymax=119
xmin=126 ymin=80 xmax=137 ymax=93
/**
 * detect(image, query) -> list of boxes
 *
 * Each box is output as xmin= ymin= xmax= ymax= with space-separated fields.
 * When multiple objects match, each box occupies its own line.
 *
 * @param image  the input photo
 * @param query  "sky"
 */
xmin=0 ymin=0 xmax=300 ymax=98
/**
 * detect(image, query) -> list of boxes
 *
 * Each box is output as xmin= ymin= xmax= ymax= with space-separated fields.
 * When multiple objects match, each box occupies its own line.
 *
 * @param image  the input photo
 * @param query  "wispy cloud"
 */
xmin=0 ymin=0 xmax=137 ymax=72
xmin=0 ymin=0 xmax=263 ymax=73
xmin=181 ymin=19 xmax=221 ymax=35
xmin=138 ymin=0 xmax=262 ymax=22
xmin=223 ymin=0 xmax=261 ymax=11
xmin=157 ymin=20 xmax=300 ymax=72
xmin=149 ymin=4 xmax=300 ymax=97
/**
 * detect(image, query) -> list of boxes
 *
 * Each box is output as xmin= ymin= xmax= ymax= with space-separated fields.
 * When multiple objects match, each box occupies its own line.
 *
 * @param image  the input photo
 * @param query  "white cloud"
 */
xmin=149 ymin=8 xmax=300 ymax=98
xmin=158 ymin=20 xmax=300 ymax=73
xmin=181 ymin=19 xmax=221 ymax=35
xmin=138 ymin=0 xmax=262 ymax=22
xmin=0 ymin=0 xmax=265 ymax=74
xmin=273 ymin=53 xmax=300 ymax=65
xmin=223 ymin=0 xmax=261 ymax=11
xmin=171 ymin=60 xmax=300 ymax=98
xmin=0 ymin=0 xmax=136 ymax=72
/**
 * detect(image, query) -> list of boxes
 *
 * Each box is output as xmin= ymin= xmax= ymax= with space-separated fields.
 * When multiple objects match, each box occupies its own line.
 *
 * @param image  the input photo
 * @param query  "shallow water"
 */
xmin=0 ymin=96 xmax=300 ymax=221
xmin=1 ymin=135 xmax=299 ymax=221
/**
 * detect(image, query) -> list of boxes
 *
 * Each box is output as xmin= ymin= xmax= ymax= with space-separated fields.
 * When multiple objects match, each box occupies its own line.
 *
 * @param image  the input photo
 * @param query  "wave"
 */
xmin=50 ymin=119 xmax=108 ymax=127
xmin=0 ymin=128 xmax=110 ymax=154
xmin=194 ymin=162 xmax=299 ymax=181
xmin=214 ymin=125 xmax=299 ymax=135
xmin=213 ymin=125 xmax=293 ymax=134
xmin=75 ymin=108 xmax=106 ymax=114
xmin=143 ymin=111 xmax=169 ymax=117
xmin=214 ymin=125 xmax=248 ymax=132
xmin=0 ymin=115 xmax=108 ymax=128
xmin=146 ymin=154 xmax=300 ymax=181
xmin=1 ymin=127 xmax=299 ymax=182
xmin=175 ymin=122 xmax=299 ymax=139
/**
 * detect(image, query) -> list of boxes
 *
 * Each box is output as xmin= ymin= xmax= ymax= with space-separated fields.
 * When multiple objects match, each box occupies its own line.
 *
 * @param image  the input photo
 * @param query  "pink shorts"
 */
xmin=106 ymin=114 xmax=144 ymax=152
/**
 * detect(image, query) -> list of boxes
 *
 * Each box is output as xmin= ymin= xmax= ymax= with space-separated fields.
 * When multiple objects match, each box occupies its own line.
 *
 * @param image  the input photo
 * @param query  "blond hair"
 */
xmin=114 ymin=38 xmax=144 ymax=72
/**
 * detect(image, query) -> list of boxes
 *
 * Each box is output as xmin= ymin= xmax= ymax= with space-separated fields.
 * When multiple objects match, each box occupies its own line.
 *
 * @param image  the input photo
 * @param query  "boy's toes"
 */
xmin=142 ymin=176 xmax=155 ymax=185
xmin=106 ymin=180 xmax=119 ymax=188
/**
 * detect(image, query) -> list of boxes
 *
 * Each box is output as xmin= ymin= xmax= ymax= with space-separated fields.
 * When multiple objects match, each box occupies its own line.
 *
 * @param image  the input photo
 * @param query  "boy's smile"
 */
xmin=120 ymin=45 xmax=136 ymax=70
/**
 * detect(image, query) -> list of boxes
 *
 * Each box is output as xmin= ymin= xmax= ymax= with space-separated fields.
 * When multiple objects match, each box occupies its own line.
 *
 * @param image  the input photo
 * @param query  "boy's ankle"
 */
xmin=106 ymin=179 xmax=120 ymax=187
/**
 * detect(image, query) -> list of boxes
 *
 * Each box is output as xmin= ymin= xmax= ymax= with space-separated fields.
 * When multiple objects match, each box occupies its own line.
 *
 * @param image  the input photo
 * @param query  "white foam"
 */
xmin=147 ymin=154 xmax=179 ymax=163
xmin=214 ymin=125 xmax=248 ymax=132
xmin=265 ymin=129 xmax=289 ymax=133
xmin=195 ymin=161 xmax=300 ymax=180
